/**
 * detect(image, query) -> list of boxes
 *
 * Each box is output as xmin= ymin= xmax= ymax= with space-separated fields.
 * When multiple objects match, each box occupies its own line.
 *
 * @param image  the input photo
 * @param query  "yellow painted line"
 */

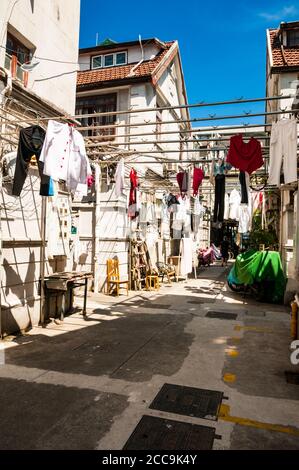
xmin=225 ymin=349 xmax=239 ymax=357
xmin=219 ymin=404 xmax=299 ymax=436
xmin=234 ymin=325 xmax=273 ymax=333
xmin=223 ymin=373 xmax=236 ymax=383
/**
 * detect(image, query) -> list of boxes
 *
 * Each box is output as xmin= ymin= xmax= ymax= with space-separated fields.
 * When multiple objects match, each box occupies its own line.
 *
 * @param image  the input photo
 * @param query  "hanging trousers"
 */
xmin=268 ymin=117 xmax=297 ymax=186
xmin=239 ymin=171 xmax=248 ymax=203
xmin=12 ymin=125 xmax=52 ymax=196
xmin=213 ymin=174 xmax=225 ymax=222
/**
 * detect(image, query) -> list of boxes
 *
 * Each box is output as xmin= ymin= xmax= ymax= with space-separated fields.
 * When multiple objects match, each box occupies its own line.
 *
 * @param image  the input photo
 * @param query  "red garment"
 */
xmin=176 ymin=171 xmax=189 ymax=193
xmin=226 ymin=135 xmax=263 ymax=174
xmin=128 ymin=168 xmax=138 ymax=219
xmin=193 ymin=167 xmax=204 ymax=195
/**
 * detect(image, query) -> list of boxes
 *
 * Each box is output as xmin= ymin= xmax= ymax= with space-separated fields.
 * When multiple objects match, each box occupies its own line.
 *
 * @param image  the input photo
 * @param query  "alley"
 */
xmin=0 ymin=266 xmax=298 ymax=450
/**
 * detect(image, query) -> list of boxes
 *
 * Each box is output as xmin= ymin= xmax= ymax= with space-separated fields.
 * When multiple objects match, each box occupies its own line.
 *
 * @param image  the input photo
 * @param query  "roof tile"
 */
xmin=269 ymin=29 xmax=299 ymax=68
xmin=77 ymin=42 xmax=173 ymax=87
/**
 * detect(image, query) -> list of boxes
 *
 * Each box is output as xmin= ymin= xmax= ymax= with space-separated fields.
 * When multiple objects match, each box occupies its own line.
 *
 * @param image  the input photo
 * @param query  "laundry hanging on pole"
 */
xmin=192 ymin=167 xmax=204 ymax=195
xmin=12 ymin=125 xmax=54 ymax=197
xmin=128 ymin=168 xmax=139 ymax=219
xmin=39 ymin=120 xmax=92 ymax=194
xmin=268 ymin=117 xmax=297 ymax=186
xmin=226 ymin=134 xmax=263 ymax=174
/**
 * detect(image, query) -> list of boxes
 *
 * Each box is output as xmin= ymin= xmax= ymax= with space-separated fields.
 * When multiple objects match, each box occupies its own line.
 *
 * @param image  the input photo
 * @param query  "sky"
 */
xmin=79 ymin=0 xmax=299 ymax=126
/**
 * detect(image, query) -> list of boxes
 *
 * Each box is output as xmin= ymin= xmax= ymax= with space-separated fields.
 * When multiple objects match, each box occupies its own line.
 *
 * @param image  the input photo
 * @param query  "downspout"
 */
xmin=0 ymin=68 xmax=12 ymax=338
xmin=127 ymin=35 xmax=144 ymax=77
xmin=93 ymin=163 xmax=101 ymax=293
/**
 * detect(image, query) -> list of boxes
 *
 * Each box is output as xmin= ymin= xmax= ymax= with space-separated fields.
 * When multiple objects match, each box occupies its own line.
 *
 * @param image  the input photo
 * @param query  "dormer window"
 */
xmin=91 ymin=51 xmax=127 ymax=69
xmin=287 ymin=29 xmax=299 ymax=46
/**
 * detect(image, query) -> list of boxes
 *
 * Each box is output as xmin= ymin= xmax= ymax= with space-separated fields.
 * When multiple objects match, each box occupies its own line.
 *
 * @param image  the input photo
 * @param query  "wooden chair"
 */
xmin=106 ymin=258 xmax=129 ymax=296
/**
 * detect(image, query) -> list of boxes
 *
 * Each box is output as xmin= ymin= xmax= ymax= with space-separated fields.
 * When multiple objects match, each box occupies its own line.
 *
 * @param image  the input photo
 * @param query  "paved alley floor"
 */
xmin=0 ymin=265 xmax=299 ymax=450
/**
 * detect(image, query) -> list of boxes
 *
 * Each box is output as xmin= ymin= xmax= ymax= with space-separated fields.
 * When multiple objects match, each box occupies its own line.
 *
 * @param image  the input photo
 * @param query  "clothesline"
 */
xmin=2 ymin=94 xmax=294 ymax=124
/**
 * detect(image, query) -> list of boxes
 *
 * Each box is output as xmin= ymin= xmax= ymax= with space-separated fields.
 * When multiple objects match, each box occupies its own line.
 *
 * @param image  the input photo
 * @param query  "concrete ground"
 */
xmin=0 ymin=264 xmax=299 ymax=450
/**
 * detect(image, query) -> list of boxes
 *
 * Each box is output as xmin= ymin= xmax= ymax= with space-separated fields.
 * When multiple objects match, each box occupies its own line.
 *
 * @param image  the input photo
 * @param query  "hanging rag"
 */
xmin=268 ymin=117 xmax=297 ymax=186
xmin=239 ymin=171 xmax=248 ymax=204
xmin=193 ymin=167 xmax=204 ymax=195
xmin=213 ymin=174 xmax=225 ymax=222
xmin=128 ymin=168 xmax=138 ymax=219
xmin=226 ymin=135 xmax=263 ymax=174
xmin=176 ymin=171 xmax=189 ymax=194
xmin=115 ymin=157 xmax=125 ymax=197
xmin=12 ymin=125 xmax=54 ymax=197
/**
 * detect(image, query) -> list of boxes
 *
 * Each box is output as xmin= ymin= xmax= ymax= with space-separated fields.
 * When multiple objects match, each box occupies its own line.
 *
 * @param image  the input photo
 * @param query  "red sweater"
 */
xmin=226 ymin=135 xmax=263 ymax=174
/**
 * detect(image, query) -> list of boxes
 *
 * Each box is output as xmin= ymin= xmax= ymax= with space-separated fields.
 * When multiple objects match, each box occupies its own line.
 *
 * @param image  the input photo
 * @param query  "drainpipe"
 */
xmin=127 ymin=35 xmax=144 ymax=77
xmin=0 ymin=68 xmax=12 ymax=339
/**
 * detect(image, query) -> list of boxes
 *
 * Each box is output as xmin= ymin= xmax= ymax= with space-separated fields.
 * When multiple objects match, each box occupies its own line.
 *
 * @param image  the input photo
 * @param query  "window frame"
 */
xmin=287 ymin=29 xmax=299 ymax=47
xmin=5 ymin=32 xmax=31 ymax=65
xmin=91 ymin=50 xmax=127 ymax=69
xmin=91 ymin=54 xmax=102 ymax=69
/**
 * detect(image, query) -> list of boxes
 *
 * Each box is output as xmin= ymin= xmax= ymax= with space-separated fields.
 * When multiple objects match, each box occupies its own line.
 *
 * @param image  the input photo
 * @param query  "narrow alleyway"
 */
xmin=0 ymin=266 xmax=298 ymax=450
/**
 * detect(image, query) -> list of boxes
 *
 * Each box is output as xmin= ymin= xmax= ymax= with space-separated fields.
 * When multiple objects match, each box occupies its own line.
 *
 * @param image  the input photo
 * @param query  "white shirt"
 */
xmin=39 ymin=120 xmax=91 ymax=192
xmin=115 ymin=158 xmax=125 ymax=197
xmin=229 ymin=189 xmax=241 ymax=220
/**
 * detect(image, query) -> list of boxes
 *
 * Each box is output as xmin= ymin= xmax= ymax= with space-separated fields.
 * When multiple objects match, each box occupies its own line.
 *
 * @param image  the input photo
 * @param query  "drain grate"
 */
xmin=285 ymin=371 xmax=299 ymax=385
xmin=188 ymin=299 xmax=215 ymax=304
xmin=205 ymin=311 xmax=238 ymax=320
xmin=149 ymin=383 xmax=223 ymax=420
xmin=123 ymin=415 xmax=216 ymax=450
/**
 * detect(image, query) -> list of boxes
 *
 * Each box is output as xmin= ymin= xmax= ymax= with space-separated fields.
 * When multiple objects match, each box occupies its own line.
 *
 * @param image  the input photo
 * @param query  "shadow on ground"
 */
xmin=0 ymin=377 xmax=128 ymax=449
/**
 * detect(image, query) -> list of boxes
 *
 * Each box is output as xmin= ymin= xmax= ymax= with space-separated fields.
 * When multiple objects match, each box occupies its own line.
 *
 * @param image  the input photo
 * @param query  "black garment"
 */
xmin=167 ymin=193 xmax=179 ymax=208
xmin=213 ymin=174 xmax=225 ymax=222
xmin=12 ymin=125 xmax=51 ymax=196
xmin=220 ymin=239 xmax=229 ymax=259
xmin=239 ymin=171 xmax=248 ymax=204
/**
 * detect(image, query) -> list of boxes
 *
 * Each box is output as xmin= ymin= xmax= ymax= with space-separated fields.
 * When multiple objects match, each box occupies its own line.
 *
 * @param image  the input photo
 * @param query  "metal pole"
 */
xmin=3 ymin=94 xmax=293 ymax=123
xmin=39 ymin=197 xmax=47 ymax=326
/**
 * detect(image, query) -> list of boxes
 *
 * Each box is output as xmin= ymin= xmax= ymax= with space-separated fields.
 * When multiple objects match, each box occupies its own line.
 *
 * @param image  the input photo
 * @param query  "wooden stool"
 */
xmin=146 ymin=274 xmax=160 ymax=291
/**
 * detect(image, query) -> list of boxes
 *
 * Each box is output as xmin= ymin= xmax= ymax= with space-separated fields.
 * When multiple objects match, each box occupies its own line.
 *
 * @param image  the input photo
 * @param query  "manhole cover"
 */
xmin=123 ymin=415 xmax=217 ymax=450
xmin=285 ymin=371 xmax=299 ymax=385
xmin=188 ymin=299 xmax=215 ymax=304
xmin=205 ymin=311 xmax=238 ymax=320
xmin=149 ymin=383 xmax=223 ymax=420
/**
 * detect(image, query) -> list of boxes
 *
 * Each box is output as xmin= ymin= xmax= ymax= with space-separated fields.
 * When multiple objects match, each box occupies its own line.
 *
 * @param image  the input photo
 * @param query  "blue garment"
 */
xmin=213 ymin=161 xmax=232 ymax=176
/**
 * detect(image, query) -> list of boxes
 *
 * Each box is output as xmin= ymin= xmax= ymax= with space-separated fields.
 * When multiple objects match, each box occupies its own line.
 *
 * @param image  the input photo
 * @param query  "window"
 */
xmin=76 ymin=94 xmax=117 ymax=138
xmin=6 ymin=32 xmax=30 ymax=64
xmin=287 ymin=29 xmax=299 ymax=47
xmin=5 ymin=32 xmax=31 ymax=82
xmin=104 ymin=54 xmax=113 ymax=67
xmin=91 ymin=51 xmax=127 ymax=69
xmin=116 ymin=52 xmax=126 ymax=65
xmin=91 ymin=55 xmax=102 ymax=69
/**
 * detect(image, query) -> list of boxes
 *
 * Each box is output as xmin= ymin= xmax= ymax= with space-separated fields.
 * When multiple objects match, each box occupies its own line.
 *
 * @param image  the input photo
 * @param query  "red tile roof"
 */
xmin=77 ymin=42 xmax=175 ymax=88
xmin=269 ymin=29 xmax=299 ymax=69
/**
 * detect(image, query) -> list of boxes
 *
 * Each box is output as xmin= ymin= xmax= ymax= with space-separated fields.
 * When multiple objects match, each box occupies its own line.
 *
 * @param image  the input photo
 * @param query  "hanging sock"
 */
xmin=193 ymin=167 xmax=204 ymax=195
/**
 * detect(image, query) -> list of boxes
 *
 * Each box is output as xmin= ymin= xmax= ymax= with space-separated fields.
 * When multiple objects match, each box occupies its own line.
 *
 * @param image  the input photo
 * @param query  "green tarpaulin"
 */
xmin=227 ymin=250 xmax=286 ymax=303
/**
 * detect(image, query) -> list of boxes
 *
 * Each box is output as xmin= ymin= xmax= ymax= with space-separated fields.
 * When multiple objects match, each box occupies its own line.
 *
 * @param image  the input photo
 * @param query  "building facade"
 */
xmin=75 ymin=38 xmax=191 ymax=291
xmin=266 ymin=20 xmax=299 ymax=302
xmin=0 ymin=0 xmax=81 ymax=335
